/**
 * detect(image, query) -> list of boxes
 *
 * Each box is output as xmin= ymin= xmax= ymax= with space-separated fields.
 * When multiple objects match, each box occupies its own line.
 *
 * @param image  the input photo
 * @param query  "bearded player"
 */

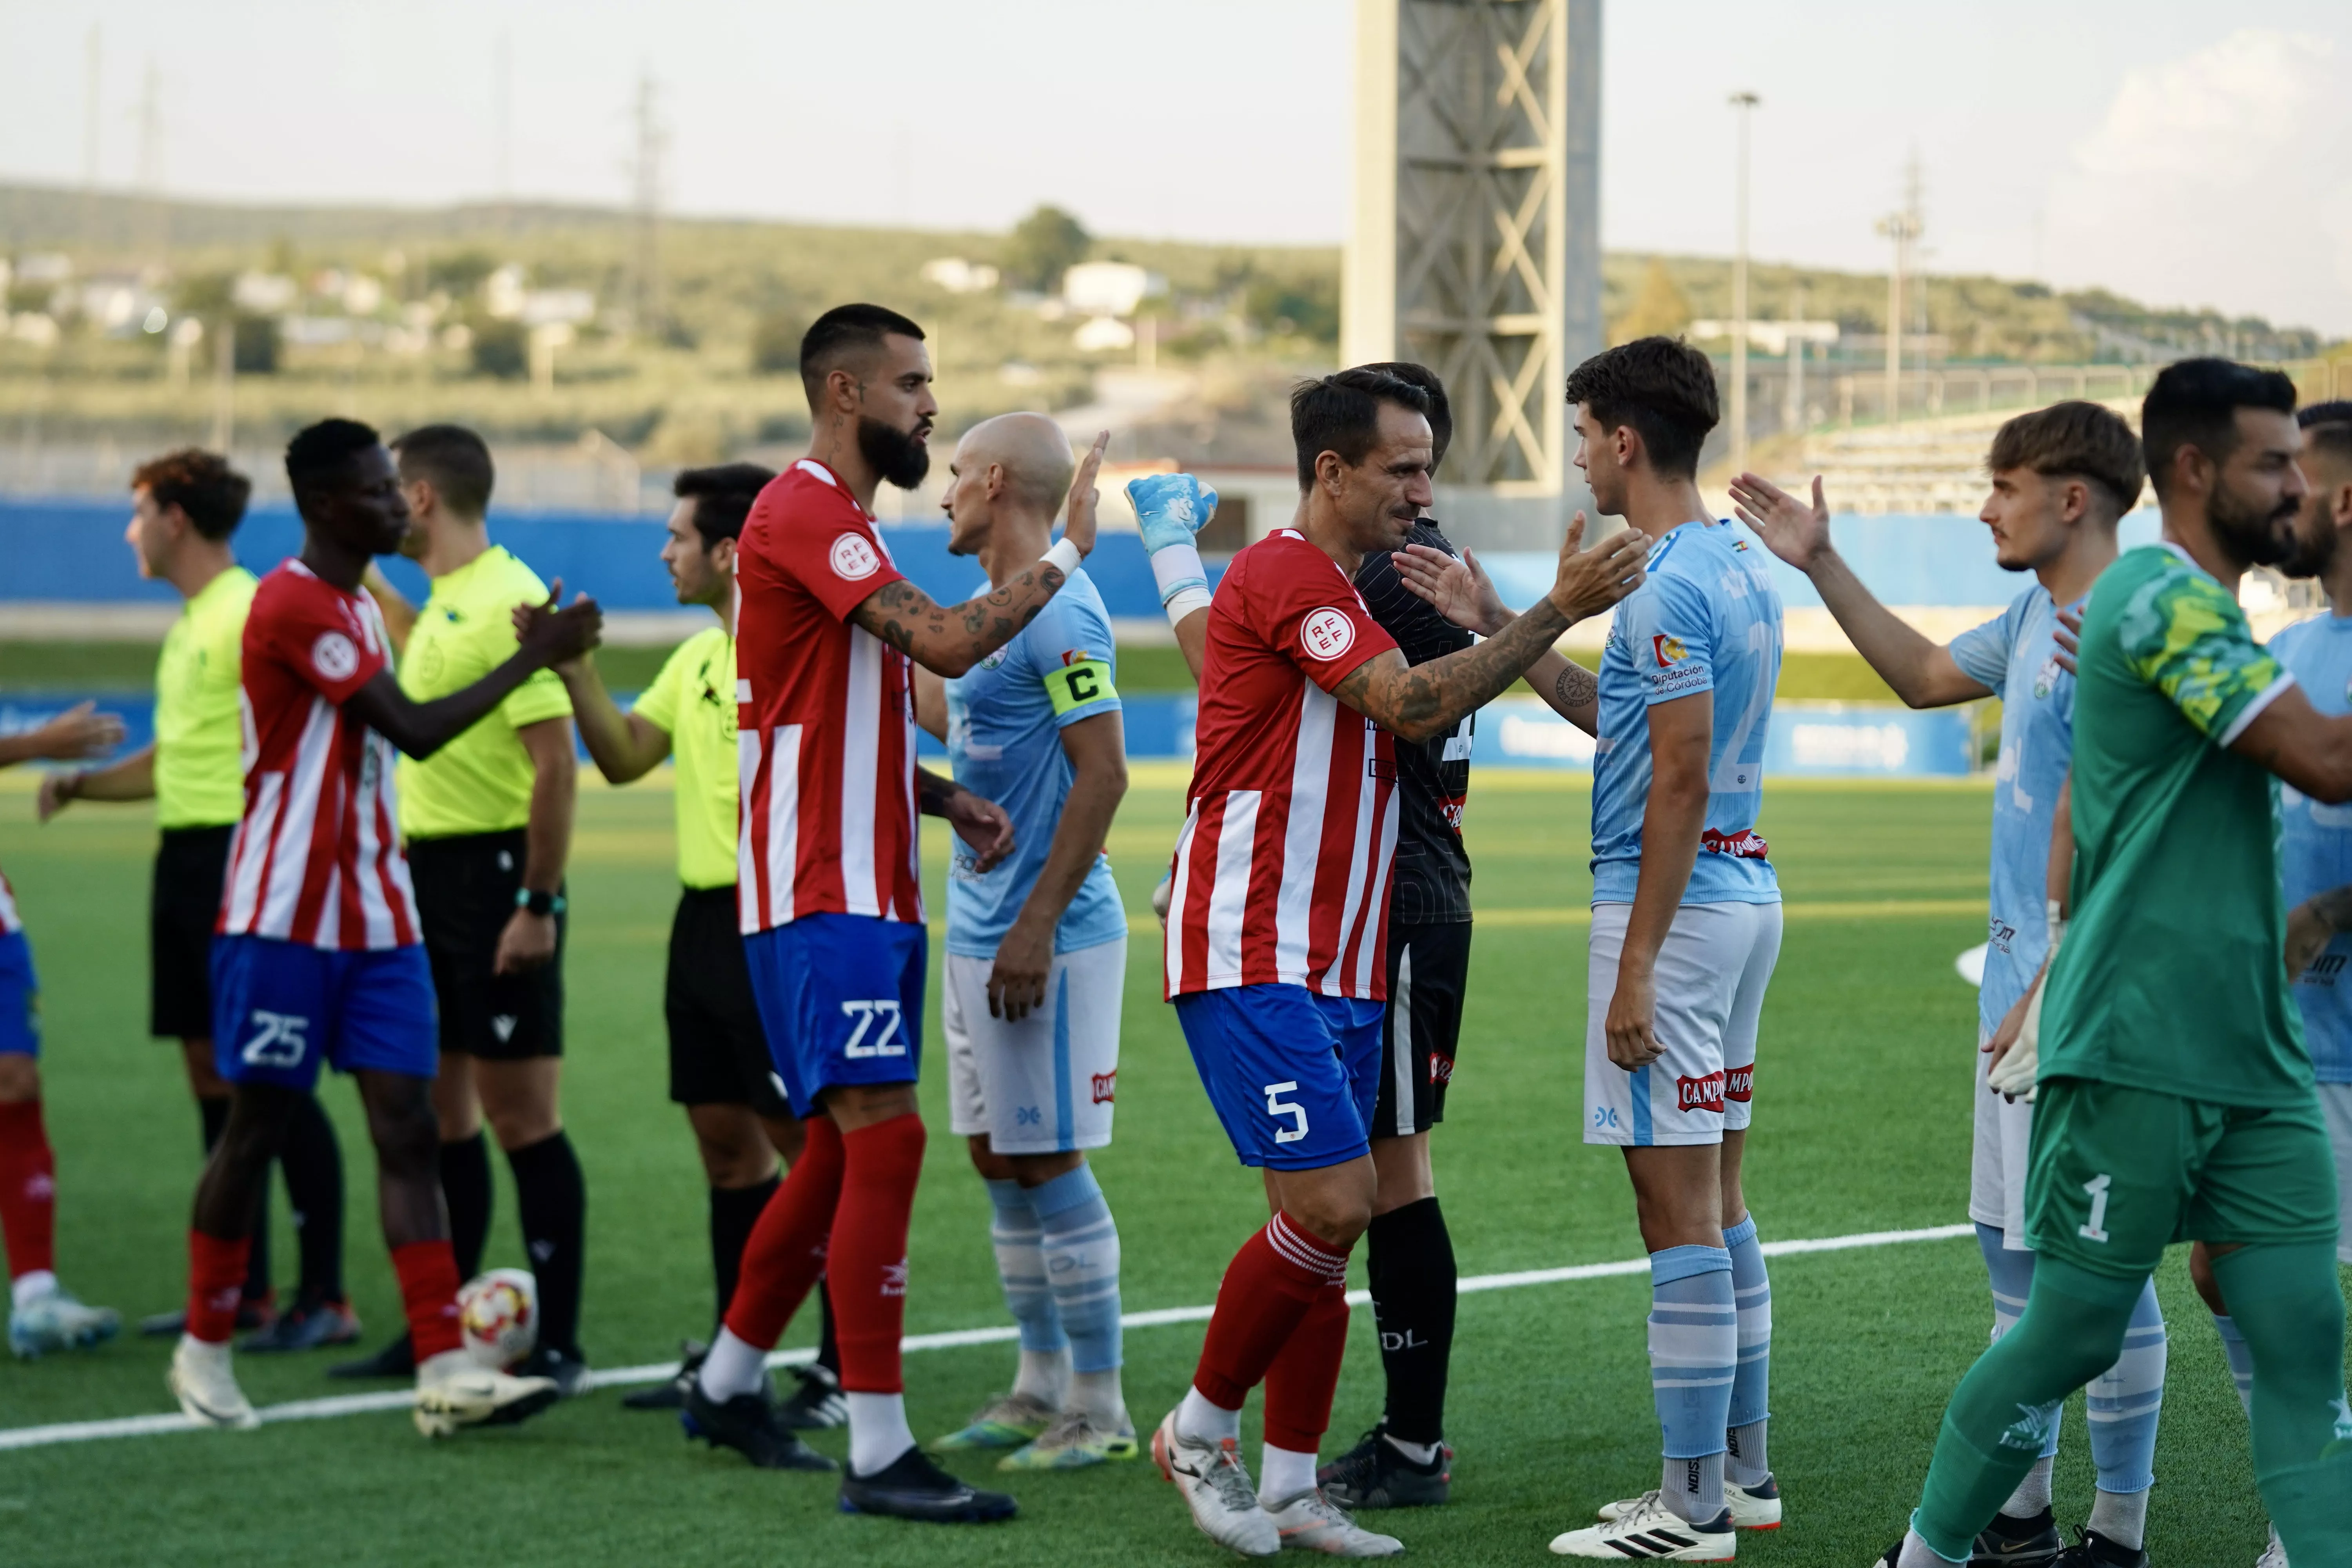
xmin=1874 ymin=360 xmax=2352 ymax=1568
xmin=167 ymin=417 xmax=600 ymax=1435
xmin=1151 ymin=367 xmax=1645 ymax=1557
xmin=684 ymin=303 xmax=1105 ymax=1523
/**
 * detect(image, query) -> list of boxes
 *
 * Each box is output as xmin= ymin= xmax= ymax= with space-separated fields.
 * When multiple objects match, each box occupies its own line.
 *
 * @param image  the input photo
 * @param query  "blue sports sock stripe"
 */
xmin=1974 ymin=1221 xmax=2061 ymax=1459
xmin=1649 ymin=1246 xmax=1735 ymax=1461
xmin=1033 ymin=1165 xmax=1123 ymax=1375
xmin=2085 ymin=1278 xmax=2165 ymax=1496
xmin=1051 ymin=968 xmax=1074 ymax=1150
xmin=1726 ymin=1214 xmax=1771 ymax=1429
xmin=985 ymin=1178 xmax=1066 ymax=1355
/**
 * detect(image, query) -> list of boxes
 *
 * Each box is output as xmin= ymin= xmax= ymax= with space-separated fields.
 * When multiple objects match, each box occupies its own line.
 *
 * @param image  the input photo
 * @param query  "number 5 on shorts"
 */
xmin=1264 ymin=1081 xmax=1308 ymax=1145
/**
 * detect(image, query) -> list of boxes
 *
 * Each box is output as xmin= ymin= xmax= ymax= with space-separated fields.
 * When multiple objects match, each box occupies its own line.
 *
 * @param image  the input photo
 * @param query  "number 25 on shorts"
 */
xmin=241 ymin=1010 xmax=310 ymax=1068
xmin=1264 ymin=1081 xmax=1309 ymax=1145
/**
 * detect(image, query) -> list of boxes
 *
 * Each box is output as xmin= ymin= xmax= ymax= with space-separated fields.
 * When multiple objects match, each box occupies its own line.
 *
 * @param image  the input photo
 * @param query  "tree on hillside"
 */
xmin=749 ymin=311 xmax=800 ymax=376
xmin=1002 ymin=205 xmax=1091 ymax=295
xmin=1611 ymin=257 xmax=1692 ymax=345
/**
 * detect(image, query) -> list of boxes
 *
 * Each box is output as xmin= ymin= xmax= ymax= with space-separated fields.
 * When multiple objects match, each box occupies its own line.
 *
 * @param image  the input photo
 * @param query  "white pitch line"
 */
xmin=0 ymin=1221 xmax=1975 ymax=1454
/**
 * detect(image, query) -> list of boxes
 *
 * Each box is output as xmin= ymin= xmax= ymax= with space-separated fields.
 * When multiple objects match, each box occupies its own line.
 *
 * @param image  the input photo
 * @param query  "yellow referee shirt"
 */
xmin=154 ymin=564 xmax=258 ymax=829
xmin=396 ymin=545 xmax=574 ymax=840
xmin=631 ymin=627 xmax=738 ymax=890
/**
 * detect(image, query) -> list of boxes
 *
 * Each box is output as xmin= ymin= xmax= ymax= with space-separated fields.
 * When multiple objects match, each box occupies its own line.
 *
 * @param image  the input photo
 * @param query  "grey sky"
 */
xmin=3 ymin=1 xmax=2347 ymax=332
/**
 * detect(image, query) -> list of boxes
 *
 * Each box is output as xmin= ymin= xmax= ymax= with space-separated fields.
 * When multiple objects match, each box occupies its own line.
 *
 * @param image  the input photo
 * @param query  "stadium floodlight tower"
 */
xmin=1343 ymin=0 xmax=1603 ymax=551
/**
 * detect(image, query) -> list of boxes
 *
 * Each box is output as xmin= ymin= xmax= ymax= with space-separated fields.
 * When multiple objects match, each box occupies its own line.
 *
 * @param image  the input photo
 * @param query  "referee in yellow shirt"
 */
xmin=549 ymin=462 xmax=846 ymax=1438
xmin=42 ymin=449 xmax=354 ymax=1350
xmin=336 ymin=425 xmax=589 ymax=1394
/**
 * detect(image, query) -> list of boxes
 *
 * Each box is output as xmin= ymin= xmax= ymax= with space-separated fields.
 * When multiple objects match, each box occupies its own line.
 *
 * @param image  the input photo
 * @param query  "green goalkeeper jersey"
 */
xmin=2042 ymin=543 xmax=2309 ymax=1108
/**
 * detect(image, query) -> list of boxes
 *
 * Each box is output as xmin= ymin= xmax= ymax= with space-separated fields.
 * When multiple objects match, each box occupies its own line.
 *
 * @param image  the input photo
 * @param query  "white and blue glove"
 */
xmin=1126 ymin=473 xmax=1219 ymax=625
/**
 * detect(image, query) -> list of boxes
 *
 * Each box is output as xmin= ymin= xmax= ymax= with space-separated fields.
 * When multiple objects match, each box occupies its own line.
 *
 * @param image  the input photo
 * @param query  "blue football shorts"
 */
xmin=209 ymin=934 xmax=439 ymax=1090
xmin=742 ymin=912 xmax=927 ymax=1119
xmin=0 ymin=931 xmax=39 ymax=1059
xmin=1174 ymin=983 xmax=1385 ymax=1171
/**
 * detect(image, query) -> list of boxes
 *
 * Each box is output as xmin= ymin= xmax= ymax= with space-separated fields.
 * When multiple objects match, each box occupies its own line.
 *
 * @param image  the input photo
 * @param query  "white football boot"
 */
xmin=168 ymin=1336 xmax=260 ymax=1430
xmin=1261 ymin=1488 xmax=1405 ymax=1556
xmin=1153 ymin=1406 xmax=1280 ymax=1557
xmin=2255 ymin=1525 xmax=2288 ymax=1568
xmin=1600 ymin=1476 xmax=1780 ymax=1530
xmin=1550 ymin=1490 xmax=1735 ymax=1560
xmin=413 ymin=1349 xmax=560 ymax=1437
xmin=8 ymin=1280 xmax=120 ymax=1359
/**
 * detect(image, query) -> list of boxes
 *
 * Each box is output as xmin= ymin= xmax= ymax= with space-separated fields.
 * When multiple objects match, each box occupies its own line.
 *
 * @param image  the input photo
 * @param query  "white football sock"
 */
xmin=1070 ymin=1367 xmax=1127 ymax=1429
xmin=1899 ymin=1529 xmax=1968 ymax=1567
xmin=1383 ymin=1431 xmax=1441 ymax=1467
xmin=1013 ymin=1346 xmax=1070 ymax=1409
xmin=2087 ymin=1488 xmax=2149 ymax=1552
xmin=696 ymin=1327 xmax=768 ymax=1401
xmin=415 ymin=1349 xmax=472 ymax=1386
xmin=846 ymin=1390 xmax=916 ymax=1476
xmin=1260 ymin=1443 xmax=1316 ymax=1504
xmin=2001 ymin=1455 xmax=2054 ymax=1516
xmin=1177 ymin=1384 xmax=1240 ymax=1445
xmin=10 ymin=1269 xmax=56 ymax=1309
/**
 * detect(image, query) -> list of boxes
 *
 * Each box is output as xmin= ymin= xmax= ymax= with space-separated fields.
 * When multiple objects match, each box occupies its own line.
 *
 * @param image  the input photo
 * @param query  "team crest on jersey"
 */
xmin=1652 ymin=634 xmax=1689 ymax=667
xmin=1676 ymin=1070 xmax=1726 ymax=1113
xmin=978 ymin=646 xmax=1010 ymax=671
xmin=1301 ymin=608 xmax=1357 ymax=661
xmin=829 ymin=532 xmax=882 ymax=581
xmin=2034 ymin=655 xmax=2062 ymax=700
xmin=311 ymin=631 xmax=359 ymax=681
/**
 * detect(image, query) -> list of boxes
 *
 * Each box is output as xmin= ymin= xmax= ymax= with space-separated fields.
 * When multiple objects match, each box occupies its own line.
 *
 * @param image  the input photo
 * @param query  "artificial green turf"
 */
xmin=0 ymin=773 xmax=2327 ymax=1564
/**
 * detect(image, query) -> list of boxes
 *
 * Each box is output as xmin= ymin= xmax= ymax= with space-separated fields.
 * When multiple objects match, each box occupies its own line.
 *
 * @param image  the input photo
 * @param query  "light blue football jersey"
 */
xmin=1590 ymin=519 xmax=1784 ymax=905
xmin=942 ymin=568 xmax=1127 ymax=959
xmin=1950 ymin=584 xmax=2080 ymax=1038
xmin=2271 ymin=610 xmax=2352 ymax=1083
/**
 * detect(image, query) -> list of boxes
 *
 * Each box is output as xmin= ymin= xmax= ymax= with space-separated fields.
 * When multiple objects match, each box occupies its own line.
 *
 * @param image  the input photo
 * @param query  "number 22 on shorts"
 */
xmin=840 ymin=1000 xmax=907 ymax=1059
xmin=1264 ymin=1081 xmax=1309 ymax=1145
xmin=2078 ymin=1172 xmax=2113 ymax=1244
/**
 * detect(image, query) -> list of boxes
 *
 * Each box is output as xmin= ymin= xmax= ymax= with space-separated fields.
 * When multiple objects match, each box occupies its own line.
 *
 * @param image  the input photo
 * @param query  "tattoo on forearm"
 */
xmin=864 ymin=572 xmax=1058 ymax=661
xmin=1554 ymin=661 xmax=1598 ymax=710
xmin=1341 ymin=604 xmax=1570 ymax=735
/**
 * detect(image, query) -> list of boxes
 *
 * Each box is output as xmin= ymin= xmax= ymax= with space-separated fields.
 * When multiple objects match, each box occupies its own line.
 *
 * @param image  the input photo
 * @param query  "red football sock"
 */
xmin=0 ymin=1100 xmax=55 ymax=1281
xmin=720 ymin=1116 xmax=846 ymax=1351
xmin=186 ymin=1229 xmax=252 ymax=1344
xmin=1193 ymin=1212 xmax=1353 ymax=1411
xmin=1263 ymin=1278 xmax=1351 ymax=1452
xmin=829 ymin=1113 xmax=927 ymax=1394
xmin=390 ymin=1240 xmax=464 ymax=1361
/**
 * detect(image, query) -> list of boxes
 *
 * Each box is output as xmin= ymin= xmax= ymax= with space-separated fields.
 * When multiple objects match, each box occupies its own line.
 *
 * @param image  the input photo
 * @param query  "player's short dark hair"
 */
xmin=2298 ymin=408 xmax=2352 ymax=475
xmin=131 ymin=448 xmax=251 ymax=541
xmin=1290 ymin=367 xmax=1435 ymax=490
xmin=673 ymin=462 xmax=777 ymax=546
xmin=1563 ymin=337 xmax=1721 ymax=480
xmin=2298 ymin=399 xmax=2352 ymax=430
xmin=1354 ymin=361 xmax=1452 ymax=474
xmin=284 ymin=418 xmax=383 ymax=495
xmin=1985 ymin=401 xmax=2145 ymax=517
xmin=799 ymin=303 xmax=926 ymax=406
xmin=390 ymin=423 xmax=495 ymax=519
xmin=2140 ymin=358 xmax=2299 ymax=499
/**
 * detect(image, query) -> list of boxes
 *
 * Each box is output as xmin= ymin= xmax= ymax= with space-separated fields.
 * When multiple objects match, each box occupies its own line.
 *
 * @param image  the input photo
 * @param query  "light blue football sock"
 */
xmin=1030 ymin=1163 xmax=1123 ymax=1378
xmin=1723 ymin=1214 xmax=1772 ymax=1485
xmin=2085 ymin=1276 xmax=2165 ymax=1498
xmin=1976 ymin=1222 xmax=2062 ymax=1463
xmin=1650 ymin=1244 xmax=1735 ymax=1524
xmin=2211 ymin=1310 xmax=2256 ymax=1416
xmin=985 ymin=1178 xmax=1065 ymax=1356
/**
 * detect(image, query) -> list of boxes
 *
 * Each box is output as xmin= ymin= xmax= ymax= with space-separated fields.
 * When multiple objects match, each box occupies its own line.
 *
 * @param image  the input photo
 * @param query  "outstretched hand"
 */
xmin=513 ymin=580 xmax=603 ymax=670
xmin=1127 ymin=470 xmax=1220 ymax=554
xmin=1060 ymin=430 xmax=1111 ymax=560
xmin=16 ymin=701 xmax=126 ymax=764
xmin=1729 ymin=472 xmax=1833 ymax=571
xmin=945 ymin=789 xmax=1015 ymax=873
xmin=1544 ymin=512 xmax=1648 ymax=623
xmin=1395 ymin=542 xmax=1510 ymax=636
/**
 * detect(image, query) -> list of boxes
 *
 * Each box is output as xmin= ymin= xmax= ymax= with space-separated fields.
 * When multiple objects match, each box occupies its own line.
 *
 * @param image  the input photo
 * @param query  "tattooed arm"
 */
xmin=849 ymin=571 xmax=1069 ymax=679
xmin=1389 ymin=532 xmax=1610 ymax=733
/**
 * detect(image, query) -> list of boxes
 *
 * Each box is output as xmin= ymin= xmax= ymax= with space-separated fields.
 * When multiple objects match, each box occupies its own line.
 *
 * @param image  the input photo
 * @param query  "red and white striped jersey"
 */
xmin=1165 ymin=528 xmax=1401 ymax=1000
xmin=0 ymin=864 xmax=20 ymax=936
xmin=734 ymin=459 xmax=924 ymax=933
xmin=219 ymin=561 xmax=420 ymax=950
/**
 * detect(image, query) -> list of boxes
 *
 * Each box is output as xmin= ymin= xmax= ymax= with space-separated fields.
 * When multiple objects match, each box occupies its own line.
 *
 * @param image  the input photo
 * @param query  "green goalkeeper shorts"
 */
xmin=2025 ymin=1076 xmax=2341 ymax=1279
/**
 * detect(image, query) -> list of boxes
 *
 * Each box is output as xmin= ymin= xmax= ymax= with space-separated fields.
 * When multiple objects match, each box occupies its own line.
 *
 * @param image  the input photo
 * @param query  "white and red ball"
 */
xmin=456 ymin=1268 xmax=538 ymax=1370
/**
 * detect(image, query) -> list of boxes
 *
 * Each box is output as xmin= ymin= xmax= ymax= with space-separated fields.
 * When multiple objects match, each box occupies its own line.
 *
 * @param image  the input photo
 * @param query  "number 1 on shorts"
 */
xmin=2079 ymin=1172 xmax=2113 ymax=1243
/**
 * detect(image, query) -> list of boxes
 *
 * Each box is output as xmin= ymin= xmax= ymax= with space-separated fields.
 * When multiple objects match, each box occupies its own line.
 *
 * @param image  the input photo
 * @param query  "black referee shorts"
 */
xmin=665 ymin=885 xmax=790 ymax=1118
xmin=1370 ymin=919 xmax=1472 ymax=1138
xmin=151 ymin=824 xmax=235 ymax=1040
xmin=407 ymin=829 xmax=565 ymax=1060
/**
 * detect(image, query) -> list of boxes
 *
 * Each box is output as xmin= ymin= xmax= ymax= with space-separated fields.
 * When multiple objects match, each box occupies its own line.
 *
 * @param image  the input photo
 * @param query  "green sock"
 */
xmin=2211 ymin=1243 xmax=2352 ymax=1568
xmin=1910 ymin=1259 xmax=2146 ymax=1562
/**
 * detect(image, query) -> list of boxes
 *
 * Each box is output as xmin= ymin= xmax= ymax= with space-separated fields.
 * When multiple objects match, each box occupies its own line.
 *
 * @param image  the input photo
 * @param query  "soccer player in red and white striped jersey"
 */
xmin=686 ymin=303 xmax=1107 ymax=1523
xmin=1147 ymin=369 xmax=1648 ymax=1555
xmin=169 ymin=418 xmax=601 ymax=1437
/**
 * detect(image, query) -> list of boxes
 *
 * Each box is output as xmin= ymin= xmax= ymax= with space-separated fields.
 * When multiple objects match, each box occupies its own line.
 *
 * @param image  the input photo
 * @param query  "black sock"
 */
xmin=507 ymin=1129 xmax=586 ymax=1360
xmin=439 ymin=1131 xmax=494 ymax=1283
xmin=1367 ymin=1195 xmax=1457 ymax=1446
xmin=200 ymin=1096 xmax=272 ymax=1303
xmin=708 ymin=1175 xmax=779 ymax=1329
xmin=279 ymin=1093 xmax=346 ymax=1305
xmin=816 ymin=1273 xmax=840 ymax=1377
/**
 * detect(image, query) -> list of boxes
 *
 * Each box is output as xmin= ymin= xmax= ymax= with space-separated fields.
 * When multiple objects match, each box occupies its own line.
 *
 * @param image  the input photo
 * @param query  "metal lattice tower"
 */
xmin=1345 ymin=0 xmax=1602 ymax=547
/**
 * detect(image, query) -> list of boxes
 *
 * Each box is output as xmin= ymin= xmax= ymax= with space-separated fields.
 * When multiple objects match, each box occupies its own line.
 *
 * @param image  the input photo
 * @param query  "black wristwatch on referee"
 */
xmin=514 ymin=888 xmax=566 ymax=918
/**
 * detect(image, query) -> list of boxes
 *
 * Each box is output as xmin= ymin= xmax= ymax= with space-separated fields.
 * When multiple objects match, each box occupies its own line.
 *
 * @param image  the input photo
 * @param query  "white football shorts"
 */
xmin=2321 ymin=1080 xmax=2352 ymax=1266
xmin=943 ymin=935 xmax=1125 ymax=1155
xmin=1584 ymin=900 xmax=1782 ymax=1147
xmin=1969 ymin=1028 xmax=2035 ymax=1252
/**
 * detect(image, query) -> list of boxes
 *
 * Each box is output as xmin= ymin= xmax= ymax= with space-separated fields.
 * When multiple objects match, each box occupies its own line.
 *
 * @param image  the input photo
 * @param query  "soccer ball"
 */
xmin=456 ymin=1269 xmax=538 ymax=1370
